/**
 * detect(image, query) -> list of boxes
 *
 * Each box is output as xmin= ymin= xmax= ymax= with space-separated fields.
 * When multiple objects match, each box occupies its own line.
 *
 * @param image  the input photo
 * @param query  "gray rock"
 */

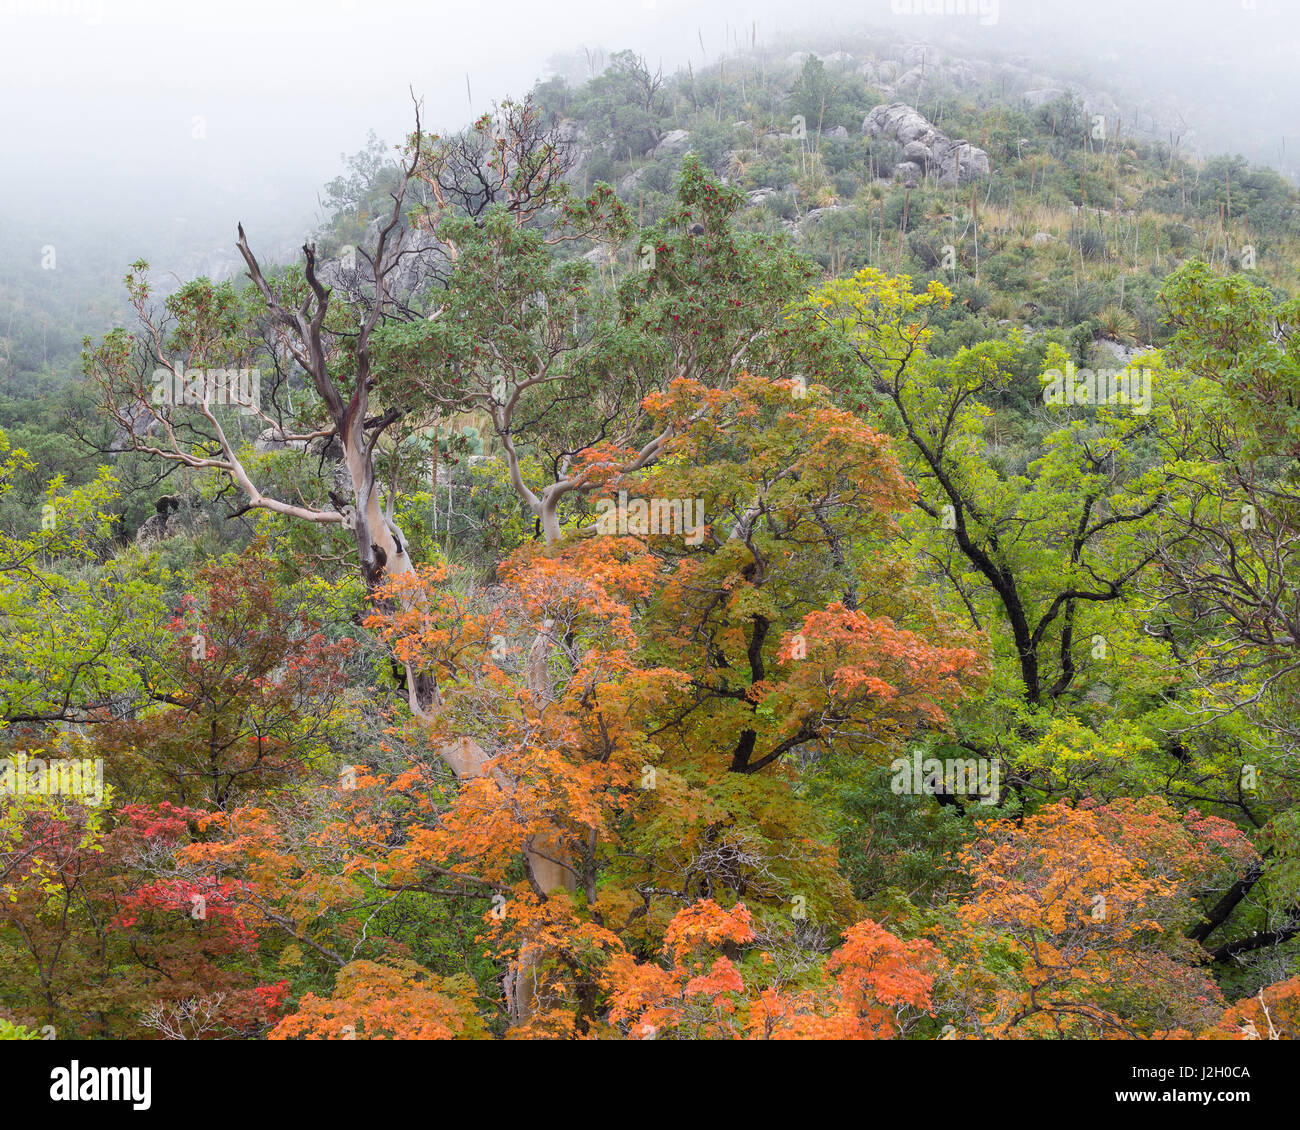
xmin=319 ymin=225 xmax=446 ymax=301
xmin=931 ymin=138 xmax=991 ymax=184
xmin=801 ymin=205 xmax=844 ymax=226
xmin=864 ymin=102 xmax=991 ymax=185
xmin=134 ymin=496 xmax=202 ymax=546
xmin=903 ymin=139 xmax=932 ymax=165
xmin=653 ymin=128 xmax=691 ymax=156
xmin=893 ymin=161 xmax=924 ymax=187
xmin=253 ymin=427 xmax=307 ymax=454
xmin=864 ymin=102 xmax=935 ymax=145
xmin=944 ymin=60 xmax=981 ymax=89
xmin=619 ymin=166 xmax=646 ymax=194
xmin=894 ymin=65 xmax=926 ymax=90
xmin=899 ymin=43 xmax=944 ymax=67
xmin=1095 ymin=339 xmax=1144 ymax=364
xmin=162 ymin=247 xmax=243 ymax=288
xmin=134 ymin=513 xmax=170 ymax=546
xmin=556 ymin=119 xmax=589 ymax=175
xmin=1083 ymin=681 xmax=1114 ymax=706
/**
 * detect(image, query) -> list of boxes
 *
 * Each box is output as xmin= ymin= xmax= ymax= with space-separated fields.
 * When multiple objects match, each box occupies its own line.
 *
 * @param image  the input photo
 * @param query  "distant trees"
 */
xmin=556 ymin=50 xmax=666 ymax=160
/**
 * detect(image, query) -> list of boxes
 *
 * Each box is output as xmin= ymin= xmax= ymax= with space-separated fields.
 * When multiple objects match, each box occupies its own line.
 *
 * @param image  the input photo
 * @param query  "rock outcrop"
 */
xmin=135 ymin=495 xmax=203 ymax=546
xmin=652 ymin=128 xmax=692 ymax=157
xmin=862 ymin=102 xmax=991 ymax=185
xmin=318 ymin=223 xmax=447 ymax=302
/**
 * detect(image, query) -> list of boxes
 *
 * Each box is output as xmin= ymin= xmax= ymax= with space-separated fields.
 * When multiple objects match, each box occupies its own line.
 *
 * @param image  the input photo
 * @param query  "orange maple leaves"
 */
xmin=767 ymin=603 xmax=984 ymax=737
xmin=952 ymin=798 xmax=1259 ymax=1038
xmin=604 ymin=899 xmax=939 ymax=1040
xmin=268 ymin=960 xmax=486 ymax=1040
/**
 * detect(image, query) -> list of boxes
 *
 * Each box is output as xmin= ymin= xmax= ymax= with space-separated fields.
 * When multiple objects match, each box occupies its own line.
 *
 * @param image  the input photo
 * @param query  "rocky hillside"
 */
xmin=500 ymin=33 xmax=1299 ymax=361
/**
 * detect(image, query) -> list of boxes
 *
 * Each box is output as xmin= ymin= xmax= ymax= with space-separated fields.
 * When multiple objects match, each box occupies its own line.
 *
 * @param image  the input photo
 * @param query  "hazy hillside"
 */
xmin=3 ymin=6 xmax=1300 ymax=1075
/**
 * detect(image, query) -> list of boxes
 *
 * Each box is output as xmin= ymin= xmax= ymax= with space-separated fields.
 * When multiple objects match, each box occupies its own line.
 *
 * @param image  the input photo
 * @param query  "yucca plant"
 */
xmin=1096 ymin=304 xmax=1138 ymax=343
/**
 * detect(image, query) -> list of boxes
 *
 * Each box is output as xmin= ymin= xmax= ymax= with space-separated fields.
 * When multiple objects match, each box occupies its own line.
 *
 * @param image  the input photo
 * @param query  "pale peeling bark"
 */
xmin=97 ymin=102 xmax=589 ymax=1026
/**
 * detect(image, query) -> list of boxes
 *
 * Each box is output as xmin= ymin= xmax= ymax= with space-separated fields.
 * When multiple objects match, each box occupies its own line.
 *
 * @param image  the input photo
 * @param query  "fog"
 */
xmin=2 ymin=0 xmax=1297 ymax=274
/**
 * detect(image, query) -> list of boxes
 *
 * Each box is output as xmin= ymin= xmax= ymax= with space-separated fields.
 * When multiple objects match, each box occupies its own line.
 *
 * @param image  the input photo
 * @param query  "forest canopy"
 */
xmin=4 ymin=35 xmax=1300 ymax=1045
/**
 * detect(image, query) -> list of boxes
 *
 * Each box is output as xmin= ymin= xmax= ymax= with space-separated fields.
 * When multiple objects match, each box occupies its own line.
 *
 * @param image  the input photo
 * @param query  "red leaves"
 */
xmin=116 ymin=877 xmax=258 ymax=954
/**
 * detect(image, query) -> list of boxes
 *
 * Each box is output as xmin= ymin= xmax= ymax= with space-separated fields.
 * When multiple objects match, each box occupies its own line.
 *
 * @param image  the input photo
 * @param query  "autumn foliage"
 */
xmin=12 ymin=140 xmax=1300 ymax=1045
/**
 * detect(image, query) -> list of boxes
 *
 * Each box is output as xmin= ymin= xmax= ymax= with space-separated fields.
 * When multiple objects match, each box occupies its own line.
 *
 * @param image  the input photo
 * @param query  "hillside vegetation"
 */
xmin=2 ymin=35 xmax=1300 ymax=1042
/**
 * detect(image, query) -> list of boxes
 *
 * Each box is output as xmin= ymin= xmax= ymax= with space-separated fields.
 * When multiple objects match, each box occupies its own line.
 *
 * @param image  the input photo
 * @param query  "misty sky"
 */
xmin=2 ymin=0 xmax=1298 ymax=264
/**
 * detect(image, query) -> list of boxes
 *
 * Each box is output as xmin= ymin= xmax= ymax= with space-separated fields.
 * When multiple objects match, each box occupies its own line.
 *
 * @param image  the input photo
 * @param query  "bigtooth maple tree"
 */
xmin=331 ymin=372 xmax=985 ymax=1033
xmin=944 ymin=797 xmax=1259 ymax=1038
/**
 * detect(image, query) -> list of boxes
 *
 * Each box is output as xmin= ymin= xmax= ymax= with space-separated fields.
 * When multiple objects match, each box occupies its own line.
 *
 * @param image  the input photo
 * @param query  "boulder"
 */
xmin=931 ymin=138 xmax=991 ymax=184
xmin=556 ymin=119 xmax=588 ymax=174
xmin=653 ymin=129 xmax=691 ymax=156
xmin=864 ymin=102 xmax=935 ymax=145
xmin=899 ymin=43 xmax=944 ymax=67
xmin=893 ymin=161 xmax=924 ymax=188
xmin=903 ymin=139 xmax=931 ymax=165
xmin=801 ymin=205 xmax=845 ymax=226
xmin=619 ymin=166 xmax=646 ymax=194
xmin=944 ymin=60 xmax=981 ymax=89
xmin=894 ymin=65 xmax=926 ymax=90
xmin=864 ymin=102 xmax=991 ymax=185
xmin=253 ymin=427 xmax=307 ymax=454
xmin=322 ymin=225 xmax=446 ymax=300
xmin=134 ymin=495 xmax=201 ymax=546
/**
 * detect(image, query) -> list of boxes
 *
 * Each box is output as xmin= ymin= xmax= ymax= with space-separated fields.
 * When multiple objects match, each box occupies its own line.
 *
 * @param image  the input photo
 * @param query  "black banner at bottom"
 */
xmin=2 ymin=1036 xmax=1285 ymax=1119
